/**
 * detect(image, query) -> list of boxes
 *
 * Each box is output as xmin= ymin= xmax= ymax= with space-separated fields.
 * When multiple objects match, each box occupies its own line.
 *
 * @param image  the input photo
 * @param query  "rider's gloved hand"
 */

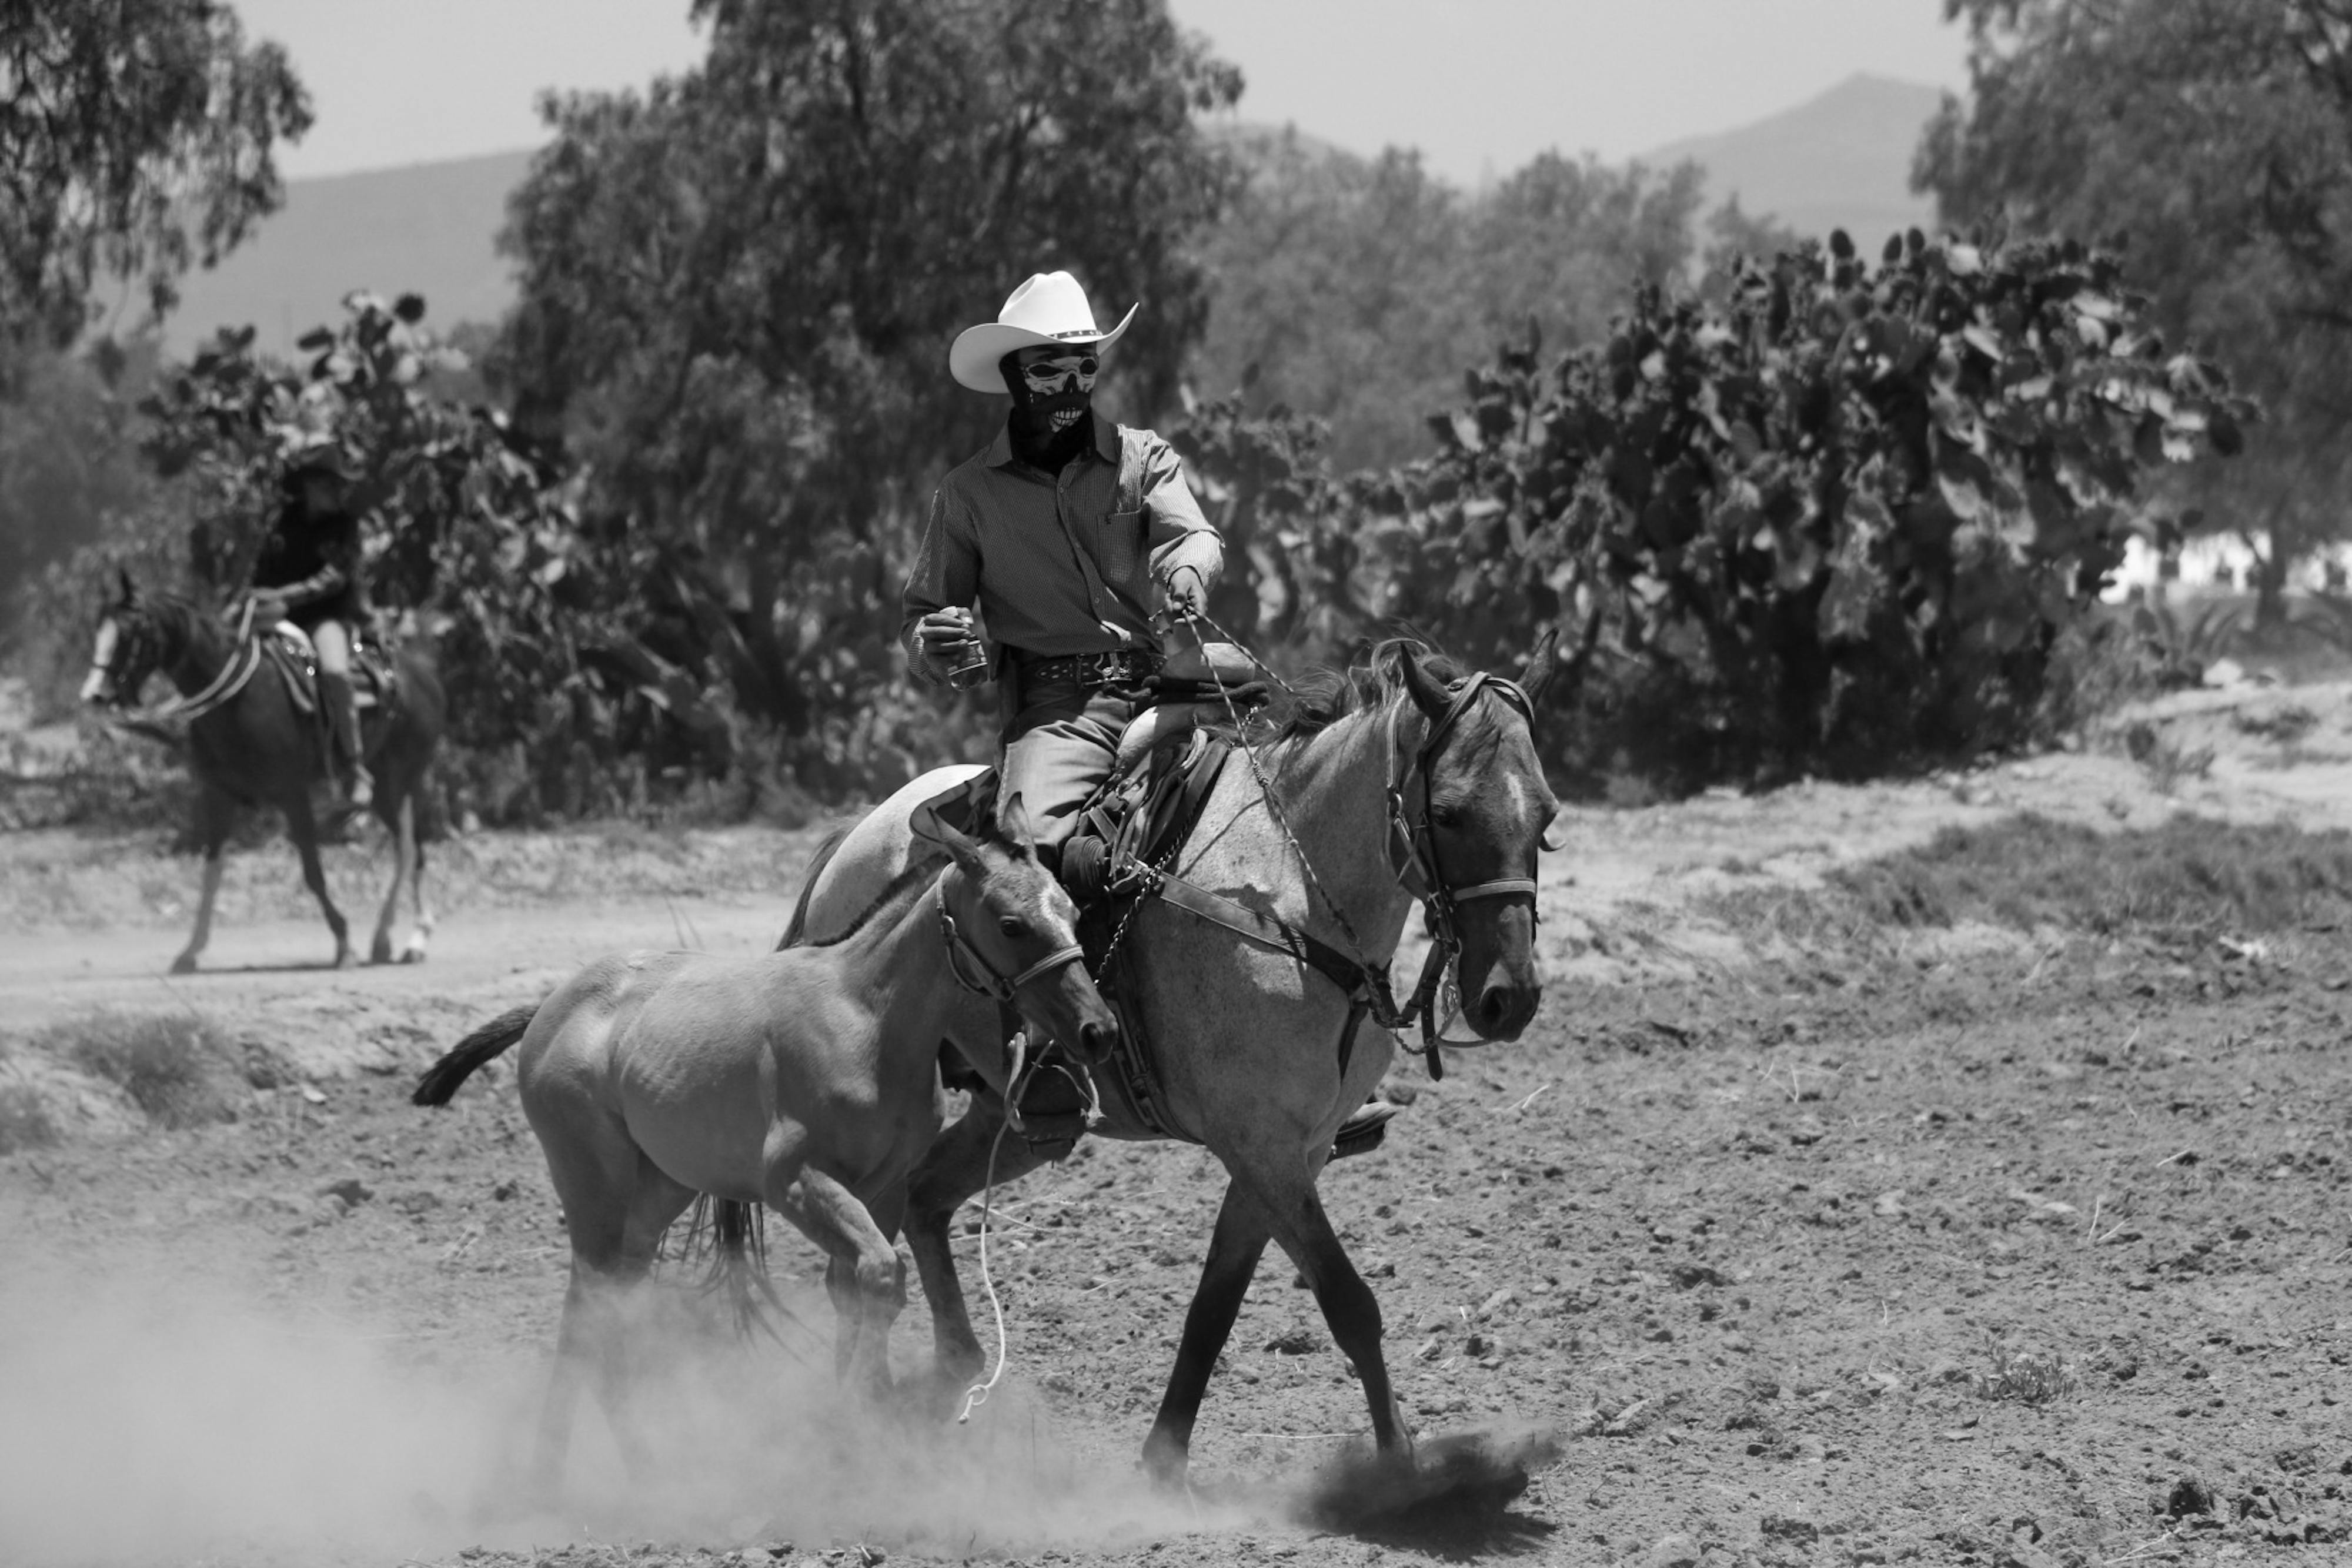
xmin=249 ymin=592 xmax=289 ymax=627
xmin=915 ymin=608 xmax=979 ymax=683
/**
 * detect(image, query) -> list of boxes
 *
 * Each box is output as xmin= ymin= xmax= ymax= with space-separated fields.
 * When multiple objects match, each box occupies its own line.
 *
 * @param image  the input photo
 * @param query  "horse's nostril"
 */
xmin=1081 ymin=1019 xmax=1117 ymax=1059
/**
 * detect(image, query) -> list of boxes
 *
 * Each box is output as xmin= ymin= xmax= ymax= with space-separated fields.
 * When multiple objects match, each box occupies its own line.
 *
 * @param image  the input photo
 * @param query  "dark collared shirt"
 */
xmin=900 ymin=416 xmax=1222 ymax=681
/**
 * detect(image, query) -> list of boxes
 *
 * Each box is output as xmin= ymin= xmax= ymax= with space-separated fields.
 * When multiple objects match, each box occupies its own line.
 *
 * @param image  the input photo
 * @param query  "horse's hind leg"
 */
xmin=283 ymin=796 xmax=352 ymax=968
xmin=1141 ymin=1178 xmax=1274 ymax=1488
xmin=171 ymin=786 xmax=235 ymax=975
xmin=532 ymin=1096 xmax=695 ymax=1495
xmin=903 ymin=1092 xmax=1049 ymax=1400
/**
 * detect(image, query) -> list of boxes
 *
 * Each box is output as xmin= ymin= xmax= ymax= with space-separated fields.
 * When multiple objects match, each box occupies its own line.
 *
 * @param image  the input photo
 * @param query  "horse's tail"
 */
xmin=411 ymin=1004 xmax=537 ymax=1106
xmin=775 ymin=824 xmax=853 ymax=951
xmin=672 ymin=1194 xmax=801 ymax=1346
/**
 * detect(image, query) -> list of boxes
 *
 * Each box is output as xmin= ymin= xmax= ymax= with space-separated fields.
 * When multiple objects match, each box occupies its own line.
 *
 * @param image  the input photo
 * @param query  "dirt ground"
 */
xmin=4 ymin=680 xmax=2350 ymax=1568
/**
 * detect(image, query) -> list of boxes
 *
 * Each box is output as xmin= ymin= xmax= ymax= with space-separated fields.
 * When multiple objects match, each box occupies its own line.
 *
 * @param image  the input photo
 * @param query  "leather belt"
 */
xmin=1017 ymin=648 xmax=1162 ymax=690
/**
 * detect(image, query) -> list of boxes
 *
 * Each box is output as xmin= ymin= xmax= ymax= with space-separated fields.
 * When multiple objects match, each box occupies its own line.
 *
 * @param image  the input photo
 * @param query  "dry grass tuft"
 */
xmin=1829 ymin=814 xmax=2352 ymax=938
xmin=1973 ymin=1346 xmax=2077 ymax=1405
xmin=0 ymin=1081 xmax=60 ymax=1153
xmin=39 ymin=1009 xmax=237 ymax=1129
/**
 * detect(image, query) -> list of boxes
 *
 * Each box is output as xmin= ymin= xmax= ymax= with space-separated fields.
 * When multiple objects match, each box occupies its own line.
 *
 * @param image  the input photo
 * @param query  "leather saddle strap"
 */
xmin=1149 ymin=872 xmax=1377 ymax=1007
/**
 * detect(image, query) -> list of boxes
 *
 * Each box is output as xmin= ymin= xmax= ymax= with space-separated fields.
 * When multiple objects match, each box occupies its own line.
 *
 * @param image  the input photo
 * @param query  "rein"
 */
xmin=101 ymin=599 xmax=265 ymax=728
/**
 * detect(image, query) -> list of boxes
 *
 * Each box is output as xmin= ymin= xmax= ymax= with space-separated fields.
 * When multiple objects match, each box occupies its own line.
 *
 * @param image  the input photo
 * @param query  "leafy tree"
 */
xmin=1188 ymin=131 xmax=1708 ymax=472
xmin=492 ymin=0 xmax=1242 ymax=757
xmin=1916 ymin=0 xmax=2352 ymax=623
xmin=0 ymin=0 xmax=310 ymax=357
xmin=1336 ymin=232 xmax=2250 ymax=785
xmin=0 ymin=339 xmax=160 ymax=639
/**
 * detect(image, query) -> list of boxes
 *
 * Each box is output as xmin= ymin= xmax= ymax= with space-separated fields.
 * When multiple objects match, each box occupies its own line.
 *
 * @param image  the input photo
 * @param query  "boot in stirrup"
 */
xmin=318 ymin=671 xmax=372 ymax=811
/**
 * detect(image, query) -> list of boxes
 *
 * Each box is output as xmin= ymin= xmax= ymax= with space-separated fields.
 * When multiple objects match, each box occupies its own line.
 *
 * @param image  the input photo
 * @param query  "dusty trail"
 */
xmin=3 ymin=680 xmax=2350 ymax=1566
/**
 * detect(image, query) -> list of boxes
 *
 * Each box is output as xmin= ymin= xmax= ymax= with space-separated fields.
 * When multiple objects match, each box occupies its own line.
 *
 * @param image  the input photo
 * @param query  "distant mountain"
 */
xmin=158 ymin=149 xmax=534 ymax=359
xmin=1644 ymin=73 xmax=1947 ymax=250
xmin=145 ymin=74 xmax=1950 ymax=363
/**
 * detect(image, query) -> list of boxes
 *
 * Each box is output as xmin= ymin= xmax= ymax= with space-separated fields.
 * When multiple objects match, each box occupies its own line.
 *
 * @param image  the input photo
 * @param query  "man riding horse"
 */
xmin=248 ymin=437 xmax=373 ymax=810
xmin=901 ymin=270 xmax=1220 ymax=1141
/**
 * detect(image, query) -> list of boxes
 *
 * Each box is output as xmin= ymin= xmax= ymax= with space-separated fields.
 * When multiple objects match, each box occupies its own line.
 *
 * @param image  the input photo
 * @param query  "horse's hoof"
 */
xmin=399 ymin=943 xmax=428 ymax=965
xmin=333 ymin=948 xmax=358 ymax=970
xmin=369 ymin=939 xmax=395 ymax=965
xmin=168 ymin=953 xmax=198 ymax=975
xmin=1140 ymin=1433 xmax=1191 ymax=1493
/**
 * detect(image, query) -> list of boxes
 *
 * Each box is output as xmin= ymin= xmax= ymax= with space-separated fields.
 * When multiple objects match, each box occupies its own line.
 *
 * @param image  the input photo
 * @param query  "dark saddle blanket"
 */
xmin=258 ymin=623 xmax=399 ymax=717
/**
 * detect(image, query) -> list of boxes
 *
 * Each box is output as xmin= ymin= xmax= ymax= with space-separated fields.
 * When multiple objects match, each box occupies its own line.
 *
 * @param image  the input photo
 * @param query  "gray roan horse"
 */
xmin=770 ymin=637 xmax=1561 ymax=1488
xmin=409 ymin=798 xmax=1117 ymax=1490
xmin=80 ymin=573 xmax=445 ymax=971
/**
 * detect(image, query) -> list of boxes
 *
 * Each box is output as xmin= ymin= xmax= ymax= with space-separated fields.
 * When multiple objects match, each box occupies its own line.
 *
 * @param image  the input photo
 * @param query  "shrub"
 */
xmin=1343 ymin=231 xmax=2251 ymax=786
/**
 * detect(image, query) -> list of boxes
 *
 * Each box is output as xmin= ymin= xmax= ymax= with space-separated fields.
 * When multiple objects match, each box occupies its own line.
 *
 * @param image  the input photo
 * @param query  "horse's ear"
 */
xmin=909 ymin=800 xmax=983 ymax=872
xmin=1396 ymin=643 xmax=1451 ymax=720
xmin=998 ymin=791 xmax=1038 ymax=856
xmin=1521 ymin=624 xmax=1561 ymax=707
xmin=1540 ymin=805 xmax=1571 ymax=854
xmin=116 ymin=568 xmax=136 ymax=607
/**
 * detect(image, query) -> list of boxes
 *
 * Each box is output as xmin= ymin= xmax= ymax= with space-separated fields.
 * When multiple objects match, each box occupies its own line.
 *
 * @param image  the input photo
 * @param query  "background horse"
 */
xmin=783 ymin=638 xmax=1560 ymax=1489
xmin=409 ymin=798 xmax=1116 ymax=1493
xmin=79 ymin=573 xmax=445 ymax=971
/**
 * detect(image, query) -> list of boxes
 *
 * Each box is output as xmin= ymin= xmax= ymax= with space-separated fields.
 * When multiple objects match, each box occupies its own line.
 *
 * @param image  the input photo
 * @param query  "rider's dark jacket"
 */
xmin=252 ymin=499 xmax=366 ymax=628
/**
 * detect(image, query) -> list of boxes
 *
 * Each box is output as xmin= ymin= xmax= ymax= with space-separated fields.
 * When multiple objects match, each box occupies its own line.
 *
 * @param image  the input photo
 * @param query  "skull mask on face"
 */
xmin=1002 ymin=347 xmax=1099 ymax=438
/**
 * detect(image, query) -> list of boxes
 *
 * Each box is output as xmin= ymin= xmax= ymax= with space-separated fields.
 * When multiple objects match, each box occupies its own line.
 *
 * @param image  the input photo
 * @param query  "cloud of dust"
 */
xmin=0 ymin=1256 xmax=1241 ymax=1566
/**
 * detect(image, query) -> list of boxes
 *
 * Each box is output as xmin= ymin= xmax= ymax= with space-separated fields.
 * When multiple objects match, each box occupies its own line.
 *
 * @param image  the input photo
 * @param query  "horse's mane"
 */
xmin=124 ymin=589 xmax=217 ymax=648
xmin=795 ymin=853 xmax=945 ymax=949
xmin=1255 ymin=636 xmax=1466 ymax=753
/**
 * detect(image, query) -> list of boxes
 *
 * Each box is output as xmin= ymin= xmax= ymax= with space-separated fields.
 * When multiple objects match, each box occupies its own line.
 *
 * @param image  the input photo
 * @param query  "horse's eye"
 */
xmin=998 ymin=916 xmax=1029 ymax=940
xmin=1428 ymin=804 xmax=1464 ymax=828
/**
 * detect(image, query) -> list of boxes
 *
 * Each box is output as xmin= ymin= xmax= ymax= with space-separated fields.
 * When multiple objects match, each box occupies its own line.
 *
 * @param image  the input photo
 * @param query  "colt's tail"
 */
xmin=672 ymin=1195 xmax=800 ymax=1345
xmin=411 ymin=1004 xmax=538 ymax=1106
xmin=775 ymin=824 xmax=852 ymax=950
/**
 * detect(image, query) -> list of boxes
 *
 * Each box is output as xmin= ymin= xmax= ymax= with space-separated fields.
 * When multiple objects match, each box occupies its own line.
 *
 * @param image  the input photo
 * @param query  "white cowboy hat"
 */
xmin=948 ymin=270 xmax=1138 ymax=393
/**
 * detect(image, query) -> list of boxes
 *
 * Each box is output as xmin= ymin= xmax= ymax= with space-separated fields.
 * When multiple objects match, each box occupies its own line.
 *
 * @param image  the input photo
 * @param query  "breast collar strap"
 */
xmin=936 ymin=884 xmax=1085 ymax=1004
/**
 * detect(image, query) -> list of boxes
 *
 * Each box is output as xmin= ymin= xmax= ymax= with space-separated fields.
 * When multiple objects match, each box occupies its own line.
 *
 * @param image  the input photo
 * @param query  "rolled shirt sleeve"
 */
xmin=900 ymin=484 xmax=981 ymax=684
xmin=1138 ymin=434 xmax=1222 ymax=596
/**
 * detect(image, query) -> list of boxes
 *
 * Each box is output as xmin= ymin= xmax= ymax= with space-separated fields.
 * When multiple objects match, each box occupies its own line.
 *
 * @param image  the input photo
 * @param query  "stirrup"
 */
xmin=1332 ymin=1096 xmax=1401 ymax=1161
xmin=1007 ymin=1042 xmax=1096 ymax=1161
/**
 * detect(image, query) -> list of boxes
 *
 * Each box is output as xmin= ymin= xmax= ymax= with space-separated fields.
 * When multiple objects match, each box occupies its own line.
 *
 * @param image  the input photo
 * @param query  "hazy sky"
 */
xmin=237 ymin=1 xmax=1970 ymax=183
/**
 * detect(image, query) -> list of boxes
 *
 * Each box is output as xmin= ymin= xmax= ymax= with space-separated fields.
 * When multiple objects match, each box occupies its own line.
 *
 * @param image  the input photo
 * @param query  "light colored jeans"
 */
xmin=997 ymin=680 xmax=1146 ymax=859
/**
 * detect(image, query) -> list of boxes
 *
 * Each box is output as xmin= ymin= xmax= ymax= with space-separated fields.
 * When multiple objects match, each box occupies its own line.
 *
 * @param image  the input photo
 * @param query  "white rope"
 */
xmin=954 ymin=1111 xmax=1016 ymax=1424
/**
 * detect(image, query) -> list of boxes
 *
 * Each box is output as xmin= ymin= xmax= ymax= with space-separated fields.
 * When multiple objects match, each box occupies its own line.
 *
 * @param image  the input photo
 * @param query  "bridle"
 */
xmin=1378 ymin=671 xmax=1540 ymax=1064
xmin=935 ymin=879 xmax=1087 ymax=1005
xmin=86 ymin=598 xmax=262 ymax=724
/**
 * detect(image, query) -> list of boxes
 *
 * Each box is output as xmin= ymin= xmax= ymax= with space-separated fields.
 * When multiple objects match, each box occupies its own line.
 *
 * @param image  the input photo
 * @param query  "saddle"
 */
xmin=259 ymin=621 xmax=399 ymax=716
xmin=944 ymin=691 xmax=1397 ymax=1162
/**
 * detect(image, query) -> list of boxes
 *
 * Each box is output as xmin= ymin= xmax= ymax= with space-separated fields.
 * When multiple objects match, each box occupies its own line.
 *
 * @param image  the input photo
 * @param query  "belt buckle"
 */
xmin=1081 ymin=651 xmax=1120 ymax=688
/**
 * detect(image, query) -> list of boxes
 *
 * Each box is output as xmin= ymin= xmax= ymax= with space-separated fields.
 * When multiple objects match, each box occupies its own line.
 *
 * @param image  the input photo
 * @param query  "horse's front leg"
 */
xmin=903 ymin=1091 xmax=1049 ymax=1405
xmin=781 ymin=1169 xmax=906 ymax=1398
xmin=283 ymin=795 xmax=352 ymax=967
xmin=1258 ymin=1171 xmax=1413 ymax=1465
xmin=171 ymin=787 xmax=235 ymax=974
xmin=1141 ymin=1177 xmax=1272 ymax=1489
xmin=368 ymin=791 xmax=423 ymax=964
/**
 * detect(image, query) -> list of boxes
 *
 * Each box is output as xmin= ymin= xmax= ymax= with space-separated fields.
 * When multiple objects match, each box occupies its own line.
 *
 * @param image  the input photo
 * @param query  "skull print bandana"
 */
xmin=1003 ymin=350 xmax=1098 ymax=436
